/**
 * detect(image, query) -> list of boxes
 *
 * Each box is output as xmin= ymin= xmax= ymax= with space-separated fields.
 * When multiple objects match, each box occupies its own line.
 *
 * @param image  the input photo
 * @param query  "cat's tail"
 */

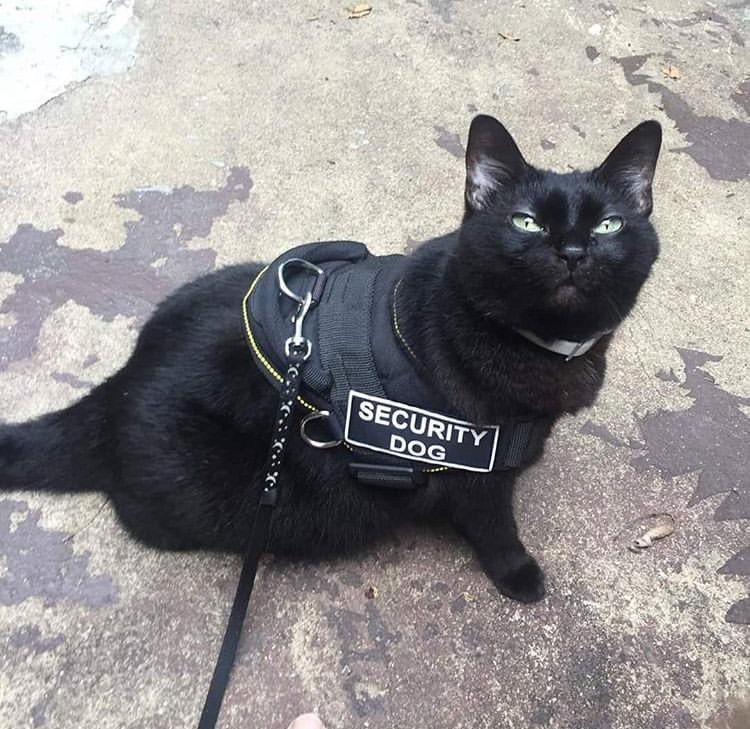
xmin=0 ymin=387 xmax=111 ymax=493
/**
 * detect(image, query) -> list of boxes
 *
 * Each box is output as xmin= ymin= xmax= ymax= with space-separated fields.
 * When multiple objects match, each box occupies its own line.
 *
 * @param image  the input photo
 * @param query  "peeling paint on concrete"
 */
xmin=724 ymin=597 xmax=750 ymax=624
xmin=570 ymin=123 xmax=586 ymax=138
xmin=731 ymin=78 xmax=750 ymax=115
xmin=31 ymin=700 xmax=48 ymax=728
xmin=0 ymin=26 xmax=21 ymax=55
xmin=0 ymin=499 xmax=116 ymax=606
xmin=51 ymin=371 xmax=94 ymax=389
xmin=113 ymin=166 xmax=251 ymax=279
xmin=8 ymin=624 xmax=65 ymax=655
xmin=631 ymin=349 xmax=750 ymax=520
xmin=580 ymin=420 xmax=629 ymax=448
xmin=656 ymin=367 xmax=681 ymax=383
xmin=575 ymin=546 xmax=747 ymax=726
xmin=613 ymin=54 xmax=750 ymax=181
xmin=82 ymin=353 xmax=99 ymax=368
xmin=708 ymin=697 xmax=750 ymax=729
xmin=62 ymin=191 xmax=84 ymax=205
xmin=669 ymin=9 xmax=746 ymax=47
xmin=719 ymin=546 xmax=750 ymax=576
xmin=429 ymin=0 xmax=455 ymax=23
xmin=586 ymin=348 xmax=750 ymax=623
xmin=327 ymin=602 xmax=401 ymax=717
xmin=0 ymin=168 xmax=252 ymax=369
xmin=433 ymin=125 xmax=464 ymax=158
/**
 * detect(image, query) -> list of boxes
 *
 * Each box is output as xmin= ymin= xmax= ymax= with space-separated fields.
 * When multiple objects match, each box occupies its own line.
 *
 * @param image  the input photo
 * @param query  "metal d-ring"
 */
xmin=277 ymin=258 xmax=324 ymax=304
xmin=300 ymin=410 xmax=342 ymax=449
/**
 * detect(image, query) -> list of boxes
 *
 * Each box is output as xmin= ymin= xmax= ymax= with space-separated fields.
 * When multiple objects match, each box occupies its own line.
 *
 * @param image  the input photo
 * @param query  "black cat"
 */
xmin=0 ymin=115 xmax=661 ymax=603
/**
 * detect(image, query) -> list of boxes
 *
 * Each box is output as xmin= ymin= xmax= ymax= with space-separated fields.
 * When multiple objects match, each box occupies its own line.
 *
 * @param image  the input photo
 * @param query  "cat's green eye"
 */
xmin=593 ymin=216 xmax=624 ymax=235
xmin=511 ymin=213 xmax=544 ymax=233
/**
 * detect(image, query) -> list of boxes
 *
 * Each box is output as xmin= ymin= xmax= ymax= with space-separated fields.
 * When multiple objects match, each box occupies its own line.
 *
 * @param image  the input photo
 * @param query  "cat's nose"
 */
xmin=558 ymin=244 xmax=587 ymax=271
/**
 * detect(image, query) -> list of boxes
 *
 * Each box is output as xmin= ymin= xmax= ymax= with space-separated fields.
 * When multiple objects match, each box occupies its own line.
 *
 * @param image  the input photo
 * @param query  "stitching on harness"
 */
xmin=242 ymin=267 xmax=317 ymax=412
xmin=392 ymin=279 xmax=419 ymax=363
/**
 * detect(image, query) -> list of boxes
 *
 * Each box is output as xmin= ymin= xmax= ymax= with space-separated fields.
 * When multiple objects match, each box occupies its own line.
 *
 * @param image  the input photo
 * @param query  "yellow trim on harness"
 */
xmin=392 ymin=279 xmax=419 ymax=363
xmin=242 ymin=267 xmax=317 ymax=412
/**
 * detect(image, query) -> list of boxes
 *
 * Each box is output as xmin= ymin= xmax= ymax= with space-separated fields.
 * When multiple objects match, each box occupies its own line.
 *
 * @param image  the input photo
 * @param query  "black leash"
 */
xmin=197 ymin=260 xmax=322 ymax=729
xmin=196 ymin=503 xmax=272 ymax=729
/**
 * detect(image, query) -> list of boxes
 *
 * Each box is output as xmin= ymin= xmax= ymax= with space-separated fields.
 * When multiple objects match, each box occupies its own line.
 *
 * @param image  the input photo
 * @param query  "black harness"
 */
xmin=197 ymin=241 xmax=548 ymax=727
xmin=243 ymin=241 xmax=548 ymax=486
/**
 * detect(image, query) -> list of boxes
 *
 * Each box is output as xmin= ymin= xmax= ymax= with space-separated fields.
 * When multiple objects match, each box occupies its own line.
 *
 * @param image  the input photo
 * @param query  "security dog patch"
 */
xmin=344 ymin=391 xmax=499 ymax=472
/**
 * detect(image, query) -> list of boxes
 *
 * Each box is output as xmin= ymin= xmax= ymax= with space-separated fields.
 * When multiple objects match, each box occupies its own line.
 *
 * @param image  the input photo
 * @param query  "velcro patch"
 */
xmin=344 ymin=391 xmax=499 ymax=472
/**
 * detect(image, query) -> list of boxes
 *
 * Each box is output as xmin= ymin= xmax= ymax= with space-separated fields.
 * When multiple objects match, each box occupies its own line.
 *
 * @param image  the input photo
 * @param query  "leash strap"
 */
xmin=197 ymin=337 xmax=311 ymax=728
xmin=197 ymin=503 xmax=272 ymax=729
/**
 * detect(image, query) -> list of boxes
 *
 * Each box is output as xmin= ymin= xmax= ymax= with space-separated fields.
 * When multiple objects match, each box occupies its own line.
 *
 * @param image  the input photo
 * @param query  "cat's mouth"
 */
xmin=550 ymin=276 xmax=587 ymax=307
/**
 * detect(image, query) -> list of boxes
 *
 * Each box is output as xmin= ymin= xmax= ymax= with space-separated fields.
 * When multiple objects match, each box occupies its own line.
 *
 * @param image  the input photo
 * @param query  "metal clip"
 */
xmin=277 ymin=258 xmax=324 ymax=304
xmin=284 ymin=292 xmax=313 ymax=360
xmin=278 ymin=258 xmax=324 ymax=361
xmin=564 ymin=341 xmax=585 ymax=362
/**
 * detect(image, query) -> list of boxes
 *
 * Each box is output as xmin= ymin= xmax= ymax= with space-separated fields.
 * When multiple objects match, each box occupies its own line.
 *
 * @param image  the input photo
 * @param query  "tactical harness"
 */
xmin=243 ymin=241 xmax=549 ymax=485
xmin=197 ymin=240 xmax=595 ymax=727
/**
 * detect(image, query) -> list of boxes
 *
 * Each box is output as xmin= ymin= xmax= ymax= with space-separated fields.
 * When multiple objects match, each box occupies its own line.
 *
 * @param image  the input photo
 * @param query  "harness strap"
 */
xmin=500 ymin=420 xmax=535 ymax=468
xmin=318 ymin=258 xmax=386 ymax=422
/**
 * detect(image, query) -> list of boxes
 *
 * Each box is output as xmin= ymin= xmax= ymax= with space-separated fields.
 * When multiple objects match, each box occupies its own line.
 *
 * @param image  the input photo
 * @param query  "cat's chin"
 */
xmin=549 ymin=282 xmax=586 ymax=309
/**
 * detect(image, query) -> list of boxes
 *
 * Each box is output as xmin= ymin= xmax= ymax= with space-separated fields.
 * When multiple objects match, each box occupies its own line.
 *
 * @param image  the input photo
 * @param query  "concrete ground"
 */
xmin=1 ymin=0 xmax=748 ymax=727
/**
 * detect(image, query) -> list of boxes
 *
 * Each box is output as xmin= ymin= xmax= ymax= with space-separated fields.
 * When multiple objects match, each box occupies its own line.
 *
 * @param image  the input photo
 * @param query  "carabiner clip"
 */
xmin=277 ymin=258 xmax=324 ymax=304
xmin=285 ymin=292 xmax=313 ymax=360
xmin=278 ymin=257 xmax=324 ymax=362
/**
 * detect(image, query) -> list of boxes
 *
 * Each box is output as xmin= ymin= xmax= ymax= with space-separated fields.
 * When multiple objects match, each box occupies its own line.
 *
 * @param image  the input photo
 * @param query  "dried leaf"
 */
xmin=348 ymin=3 xmax=372 ymax=18
xmin=662 ymin=64 xmax=681 ymax=80
xmin=628 ymin=514 xmax=675 ymax=553
xmin=498 ymin=31 xmax=520 ymax=41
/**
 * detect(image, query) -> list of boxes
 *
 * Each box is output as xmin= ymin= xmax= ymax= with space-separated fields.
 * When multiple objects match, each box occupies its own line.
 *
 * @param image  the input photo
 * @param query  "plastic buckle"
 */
xmin=348 ymin=462 xmax=426 ymax=489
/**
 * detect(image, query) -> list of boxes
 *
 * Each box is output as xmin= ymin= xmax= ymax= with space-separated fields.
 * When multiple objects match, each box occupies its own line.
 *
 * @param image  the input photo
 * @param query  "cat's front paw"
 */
xmin=492 ymin=553 xmax=546 ymax=603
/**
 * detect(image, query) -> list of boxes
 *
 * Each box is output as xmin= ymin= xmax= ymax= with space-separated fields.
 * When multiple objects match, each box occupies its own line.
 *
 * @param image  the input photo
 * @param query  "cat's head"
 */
xmin=457 ymin=114 xmax=661 ymax=342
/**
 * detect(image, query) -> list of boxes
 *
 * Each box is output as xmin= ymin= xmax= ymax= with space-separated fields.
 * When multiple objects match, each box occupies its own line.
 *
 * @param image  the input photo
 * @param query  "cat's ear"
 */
xmin=464 ymin=115 xmax=526 ymax=213
xmin=596 ymin=121 xmax=662 ymax=216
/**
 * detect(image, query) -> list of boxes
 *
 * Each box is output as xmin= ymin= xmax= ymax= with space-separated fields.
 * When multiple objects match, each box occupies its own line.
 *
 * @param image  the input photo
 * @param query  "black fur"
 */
xmin=0 ymin=116 xmax=661 ymax=602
